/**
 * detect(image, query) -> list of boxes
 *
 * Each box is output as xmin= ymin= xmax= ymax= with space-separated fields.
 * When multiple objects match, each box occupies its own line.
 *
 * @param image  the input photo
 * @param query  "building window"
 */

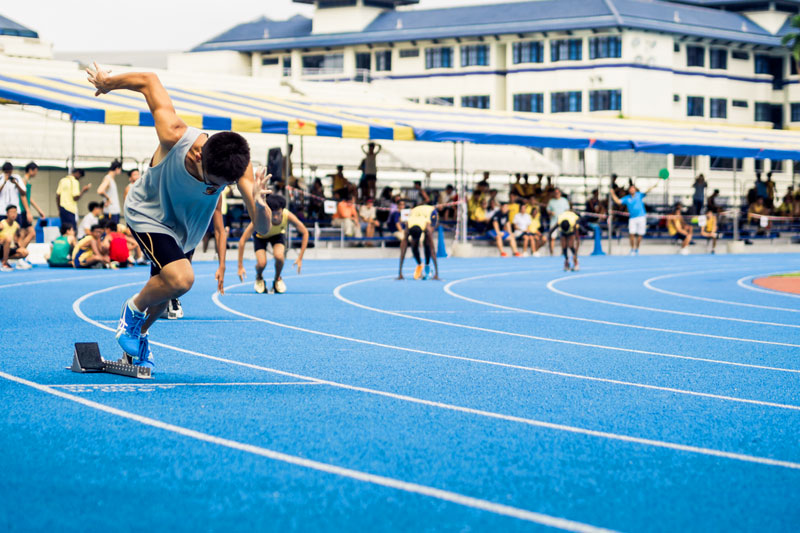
xmin=686 ymin=46 xmax=704 ymax=67
xmin=302 ymin=53 xmax=344 ymax=73
xmin=710 ymin=157 xmax=743 ymax=171
xmin=732 ymin=100 xmax=748 ymax=108
xmin=731 ymin=50 xmax=749 ymax=60
xmin=589 ymin=89 xmax=621 ymax=111
xmin=754 ymin=54 xmax=771 ymax=74
xmin=551 ymin=91 xmax=582 ymax=113
xmin=687 ymin=96 xmax=704 ymax=117
xmin=710 ymin=98 xmax=727 ymax=118
xmin=791 ymin=103 xmax=800 ymax=122
xmin=356 ymin=52 xmax=371 ymax=70
xmin=771 ymin=159 xmax=784 ymax=172
xmin=399 ymin=49 xmax=419 ymax=58
xmin=461 ymin=44 xmax=489 ymax=67
xmin=674 ymin=155 xmax=694 ymax=169
xmin=462 ymin=95 xmax=490 ymax=109
xmin=425 ymin=47 xmax=453 ymax=69
xmin=674 ymin=43 xmax=680 ymax=53
xmin=512 ymin=41 xmax=544 ymax=64
xmin=709 ymin=49 xmax=727 ymax=70
xmin=407 ymin=97 xmax=420 ymax=103
xmin=589 ymin=36 xmax=621 ymax=59
xmin=673 ymin=94 xmax=680 ymax=102
xmin=375 ymin=50 xmax=391 ymax=71
xmin=282 ymin=56 xmax=292 ymax=76
xmin=513 ymin=93 xmax=544 ymax=113
xmin=261 ymin=57 xmax=279 ymax=66
xmin=425 ymin=96 xmax=454 ymax=106
xmin=755 ymin=159 xmax=763 ymax=172
xmin=755 ymin=102 xmax=771 ymax=121
xmin=551 ymin=39 xmax=582 ymax=62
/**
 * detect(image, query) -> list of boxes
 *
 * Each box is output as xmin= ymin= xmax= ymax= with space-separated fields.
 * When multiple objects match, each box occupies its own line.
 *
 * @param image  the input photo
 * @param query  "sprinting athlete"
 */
xmin=237 ymin=194 xmax=309 ymax=294
xmin=549 ymin=209 xmax=588 ymax=272
xmin=397 ymin=204 xmax=439 ymax=281
xmin=87 ymin=63 xmax=272 ymax=368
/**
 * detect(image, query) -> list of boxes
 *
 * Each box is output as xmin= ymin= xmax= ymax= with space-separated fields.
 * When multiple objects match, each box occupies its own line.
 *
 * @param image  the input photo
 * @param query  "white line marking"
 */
xmin=0 ymin=370 xmax=613 ymax=532
xmin=547 ymin=268 xmax=800 ymax=328
xmin=72 ymin=280 xmax=800 ymax=470
xmin=0 ymin=272 xmax=142 ymax=290
xmin=441 ymin=271 xmax=800 ymax=347
xmin=644 ymin=270 xmax=800 ymax=313
xmin=331 ymin=275 xmax=800 ymax=374
xmin=737 ymin=274 xmax=800 ymax=300
xmin=48 ymin=381 xmax=322 ymax=389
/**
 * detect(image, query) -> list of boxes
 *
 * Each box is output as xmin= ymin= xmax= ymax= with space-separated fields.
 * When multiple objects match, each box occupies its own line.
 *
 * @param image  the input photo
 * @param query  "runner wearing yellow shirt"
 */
xmin=398 ymin=204 xmax=439 ymax=281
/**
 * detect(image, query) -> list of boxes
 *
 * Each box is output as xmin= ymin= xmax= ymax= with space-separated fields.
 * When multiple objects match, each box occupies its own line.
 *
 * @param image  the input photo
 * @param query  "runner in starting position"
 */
xmin=397 ymin=204 xmax=439 ymax=280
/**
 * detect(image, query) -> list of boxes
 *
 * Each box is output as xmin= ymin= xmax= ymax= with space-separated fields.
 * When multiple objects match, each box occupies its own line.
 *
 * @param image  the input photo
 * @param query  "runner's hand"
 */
xmin=238 ymin=265 xmax=246 ymax=282
xmin=253 ymin=166 xmax=272 ymax=207
xmin=86 ymin=62 xmax=113 ymax=96
xmin=293 ymin=257 xmax=302 ymax=274
xmin=215 ymin=266 xmax=225 ymax=295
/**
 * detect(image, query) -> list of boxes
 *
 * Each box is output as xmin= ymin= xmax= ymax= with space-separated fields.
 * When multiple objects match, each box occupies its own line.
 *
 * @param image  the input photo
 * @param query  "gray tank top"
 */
xmin=103 ymin=174 xmax=121 ymax=215
xmin=124 ymin=127 xmax=222 ymax=252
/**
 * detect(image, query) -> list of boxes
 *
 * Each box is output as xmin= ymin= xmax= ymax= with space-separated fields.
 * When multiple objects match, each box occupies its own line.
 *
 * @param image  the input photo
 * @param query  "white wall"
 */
xmin=311 ymin=2 xmax=385 ymax=35
xmin=167 ymin=50 xmax=252 ymax=76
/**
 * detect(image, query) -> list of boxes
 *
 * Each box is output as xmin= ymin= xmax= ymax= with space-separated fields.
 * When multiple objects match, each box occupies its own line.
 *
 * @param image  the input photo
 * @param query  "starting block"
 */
xmin=69 ymin=342 xmax=152 ymax=380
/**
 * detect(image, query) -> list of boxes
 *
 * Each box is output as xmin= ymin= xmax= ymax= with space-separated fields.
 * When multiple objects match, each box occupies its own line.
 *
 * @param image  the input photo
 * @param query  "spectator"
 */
xmin=512 ymin=205 xmax=541 ymax=256
xmin=523 ymin=174 xmax=535 ymax=198
xmin=692 ymin=174 xmax=706 ymax=215
xmin=360 ymin=142 xmax=381 ymax=201
xmin=467 ymin=189 xmax=482 ymax=220
xmin=611 ymin=180 xmax=661 ymax=255
xmin=78 ymin=201 xmax=104 ymax=239
xmin=437 ymin=184 xmax=457 ymax=220
xmin=17 ymin=162 xmax=45 ymax=250
xmin=307 ymin=178 xmax=327 ymax=222
xmin=0 ymin=163 xmax=33 ymax=241
xmin=765 ymin=172 xmax=776 ymax=209
xmin=777 ymin=189 xmax=794 ymax=217
xmin=707 ymin=189 xmax=721 ymax=211
xmin=488 ymin=203 xmax=521 ymax=257
xmin=666 ymin=204 xmax=693 ymax=255
xmin=747 ymin=197 xmax=771 ymax=233
xmin=124 ymin=168 xmax=140 ymax=198
xmin=0 ymin=205 xmax=31 ymax=271
xmin=98 ymin=160 xmax=123 ymax=224
xmin=486 ymin=197 xmax=500 ymax=221
xmin=56 ymin=168 xmax=91 ymax=230
xmin=469 ymin=197 xmax=489 ymax=233
xmin=511 ymin=174 xmax=526 ymax=198
xmin=700 ymin=206 xmax=719 ymax=254
xmin=105 ymin=221 xmax=143 ymax=267
xmin=754 ymin=172 xmax=767 ymax=201
xmin=332 ymin=195 xmax=362 ymax=238
xmin=331 ymin=165 xmax=350 ymax=200
xmin=73 ymin=224 xmax=111 ymax=268
xmin=586 ymin=188 xmax=606 ymax=216
xmin=46 ymin=223 xmax=76 ymax=268
xmin=547 ymin=188 xmax=570 ymax=255
xmin=388 ymin=198 xmax=407 ymax=240
xmin=507 ymin=191 xmax=521 ymax=222
xmin=406 ymin=180 xmax=430 ymax=205
xmin=359 ymin=197 xmax=379 ymax=244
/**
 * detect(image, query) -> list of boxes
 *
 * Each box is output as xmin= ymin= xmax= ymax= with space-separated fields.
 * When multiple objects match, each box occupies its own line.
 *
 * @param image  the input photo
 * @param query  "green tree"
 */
xmin=781 ymin=14 xmax=800 ymax=75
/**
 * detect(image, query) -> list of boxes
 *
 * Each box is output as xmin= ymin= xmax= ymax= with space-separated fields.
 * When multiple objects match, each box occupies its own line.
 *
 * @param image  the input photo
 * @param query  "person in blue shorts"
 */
xmin=611 ymin=180 xmax=662 ymax=255
xmin=86 ymin=63 xmax=272 ymax=369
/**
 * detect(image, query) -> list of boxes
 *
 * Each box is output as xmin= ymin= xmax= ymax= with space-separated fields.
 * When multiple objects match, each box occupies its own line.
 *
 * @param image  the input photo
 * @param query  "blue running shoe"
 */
xmin=116 ymin=298 xmax=146 ymax=356
xmin=423 ymin=264 xmax=431 ymax=280
xmin=133 ymin=334 xmax=154 ymax=368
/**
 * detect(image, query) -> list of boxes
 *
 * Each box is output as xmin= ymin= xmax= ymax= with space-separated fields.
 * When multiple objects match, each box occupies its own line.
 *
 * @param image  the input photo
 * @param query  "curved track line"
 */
xmin=0 ymin=271 xmax=141 ymax=290
xmin=72 ymin=280 xmax=800 ymax=471
xmin=644 ymin=270 xmax=800 ymax=313
xmin=0 ymin=371 xmax=610 ymax=533
xmin=737 ymin=274 xmax=800 ymax=300
xmin=547 ymin=268 xmax=800 ymax=328
xmin=442 ymin=271 xmax=800 ymax=347
xmin=332 ymin=275 xmax=800 ymax=374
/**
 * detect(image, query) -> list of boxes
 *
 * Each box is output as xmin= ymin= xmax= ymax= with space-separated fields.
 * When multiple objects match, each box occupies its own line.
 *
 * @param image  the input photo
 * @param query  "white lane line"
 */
xmin=48 ymin=381 xmax=322 ymax=389
xmin=547 ymin=268 xmax=800 ymax=328
xmin=0 ymin=370 xmax=612 ymax=533
xmin=737 ymin=273 xmax=800 ymax=300
xmin=644 ymin=270 xmax=800 ymax=313
xmin=0 ymin=272 xmax=142 ymax=290
xmin=74 ymin=281 xmax=800 ymax=470
xmin=331 ymin=276 xmax=800 ymax=374
xmin=443 ymin=271 xmax=800 ymax=347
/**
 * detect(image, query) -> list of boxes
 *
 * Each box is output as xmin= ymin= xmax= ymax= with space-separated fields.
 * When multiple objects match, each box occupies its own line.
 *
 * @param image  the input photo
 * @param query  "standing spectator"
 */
xmin=765 ymin=172 xmax=776 ymax=209
xmin=0 ymin=163 xmax=33 ymax=251
xmin=332 ymin=194 xmax=362 ymax=238
xmin=707 ymin=189 xmax=721 ymax=212
xmin=546 ymin=188 xmax=570 ymax=255
xmin=359 ymin=197 xmax=379 ymax=243
xmin=360 ymin=142 xmax=381 ymax=201
xmin=78 ymin=201 xmax=104 ymax=239
xmin=511 ymin=174 xmax=526 ymax=198
xmin=97 ymin=160 xmax=123 ymax=224
xmin=124 ymin=168 xmax=140 ymax=198
xmin=754 ymin=172 xmax=767 ymax=201
xmin=611 ymin=180 xmax=661 ymax=255
xmin=666 ymin=204 xmax=693 ymax=255
xmin=308 ymin=177 xmax=326 ymax=222
xmin=489 ymin=203 xmax=521 ymax=257
xmin=331 ymin=165 xmax=350 ymax=200
xmin=522 ymin=174 xmax=535 ymax=198
xmin=388 ymin=198 xmax=406 ymax=240
xmin=0 ymin=205 xmax=31 ymax=271
xmin=692 ymin=174 xmax=706 ymax=215
xmin=46 ymin=223 xmax=76 ymax=268
xmin=56 ymin=168 xmax=91 ymax=230
xmin=18 ymin=162 xmax=45 ymax=250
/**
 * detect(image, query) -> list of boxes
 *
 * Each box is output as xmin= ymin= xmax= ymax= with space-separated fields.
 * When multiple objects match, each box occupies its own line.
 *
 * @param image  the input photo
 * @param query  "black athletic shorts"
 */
xmin=18 ymin=211 xmax=31 ymax=229
xmin=129 ymin=229 xmax=194 ymax=277
xmin=254 ymin=233 xmax=286 ymax=251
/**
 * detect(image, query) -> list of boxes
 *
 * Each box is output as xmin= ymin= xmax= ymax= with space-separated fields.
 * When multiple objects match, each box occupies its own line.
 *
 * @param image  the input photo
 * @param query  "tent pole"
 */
xmin=733 ymin=158 xmax=739 ymax=242
xmin=119 ymin=125 xmax=124 ymax=162
xmin=300 ymin=135 xmax=304 ymax=185
xmin=460 ymin=141 xmax=467 ymax=244
xmin=70 ymin=120 xmax=76 ymax=170
xmin=607 ymin=174 xmax=613 ymax=256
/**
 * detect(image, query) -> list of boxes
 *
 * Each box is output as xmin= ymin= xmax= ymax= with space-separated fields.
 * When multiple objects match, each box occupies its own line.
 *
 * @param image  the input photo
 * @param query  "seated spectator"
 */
xmin=331 ymin=165 xmax=351 ymax=200
xmin=406 ymin=180 xmax=430 ymax=205
xmin=507 ymin=192 xmax=521 ymax=222
xmin=467 ymin=189 xmax=483 ymax=219
xmin=73 ymin=224 xmax=111 ymax=268
xmin=747 ymin=197 xmax=771 ymax=233
xmin=666 ymin=204 xmax=692 ymax=255
xmin=46 ymin=223 xmax=77 ymax=268
xmin=0 ymin=205 xmax=31 ymax=271
xmin=700 ymin=207 xmax=719 ymax=254
xmin=332 ymin=195 xmax=362 ymax=238
xmin=78 ymin=201 xmax=104 ymax=239
xmin=488 ymin=203 xmax=521 ymax=257
xmin=511 ymin=174 xmax=526 ymax=198
xmin=586 ymin=189 xmax=607 ymax=216
xmin=707 ymin=189 xmax=721 ymax=212
xmin=512 ymin=207 xmax=539 ymax=256
xmin=105 ymin=221 xmax=144 ymax=267
xmin=437 ymin=184 xmax=457 ymax=220
xmin=359 ymin=197 xmax=379 ymax=244
xmin=388 ymin=198 xmax=407 ymax=240
xmin=470 ymin=198 xmax=489 ymax=233
xmin=308 ymin=178 xmax=327 ymax=222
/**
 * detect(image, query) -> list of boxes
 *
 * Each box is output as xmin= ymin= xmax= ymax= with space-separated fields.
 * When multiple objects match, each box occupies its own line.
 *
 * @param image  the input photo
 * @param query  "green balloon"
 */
xmin=659 ymin=168 xmax=670 ymax=180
